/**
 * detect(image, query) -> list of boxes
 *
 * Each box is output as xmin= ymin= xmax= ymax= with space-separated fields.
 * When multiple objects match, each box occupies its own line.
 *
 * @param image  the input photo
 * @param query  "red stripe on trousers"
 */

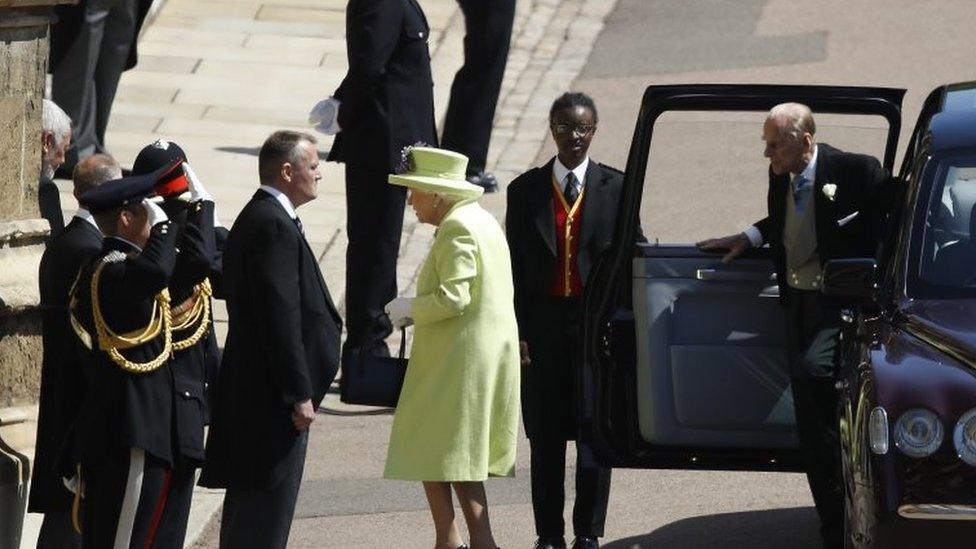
xmin=142 ymin=470 xmax=173 ymax=549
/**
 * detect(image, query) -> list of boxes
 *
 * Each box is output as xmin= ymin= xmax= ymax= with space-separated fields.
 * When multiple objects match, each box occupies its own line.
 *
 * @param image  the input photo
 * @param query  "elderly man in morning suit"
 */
xmin=698 ymin=103 xmax=893 ymax=549
xmin=39 ymin=99 xmax=73 ymax=234
xmin=30 ymin=154 xmax=118 ymax=548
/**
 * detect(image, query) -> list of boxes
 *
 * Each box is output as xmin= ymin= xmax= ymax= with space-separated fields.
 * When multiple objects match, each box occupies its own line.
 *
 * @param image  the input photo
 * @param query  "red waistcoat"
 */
xmin=549 ymin=177 xmax=585 ymax=297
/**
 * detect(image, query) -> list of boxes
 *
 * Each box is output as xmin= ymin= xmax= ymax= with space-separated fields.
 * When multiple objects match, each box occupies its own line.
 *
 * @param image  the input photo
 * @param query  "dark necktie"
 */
xmin=563 ymin=172 xmax=580 ymax=205
xmin=293 ymin=216 xmax=304 ymax=235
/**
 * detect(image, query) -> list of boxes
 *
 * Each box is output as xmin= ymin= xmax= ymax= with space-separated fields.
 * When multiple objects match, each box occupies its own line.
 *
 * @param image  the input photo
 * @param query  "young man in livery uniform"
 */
xmin=68 ymin=167 xmax=215 ymax=548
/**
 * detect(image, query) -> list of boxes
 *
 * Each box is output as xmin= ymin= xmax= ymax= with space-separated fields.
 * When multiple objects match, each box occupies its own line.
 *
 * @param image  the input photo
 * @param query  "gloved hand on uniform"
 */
xmin=182 ymin=162 xmax=213 ymax=203
xmin=308 ymin=96 xmax=342 ymax=135
xmin=384 ymin=296 xmax=414 ymax=329
xmin=144 ymin=198 xmax=169 ymax=227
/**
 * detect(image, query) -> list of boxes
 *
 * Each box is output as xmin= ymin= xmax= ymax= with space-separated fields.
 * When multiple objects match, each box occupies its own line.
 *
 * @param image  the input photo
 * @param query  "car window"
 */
xmin=916 ymin=158 xmax=976 ymax=293
xmin=640 ymin=111 xmax=891 ymax=244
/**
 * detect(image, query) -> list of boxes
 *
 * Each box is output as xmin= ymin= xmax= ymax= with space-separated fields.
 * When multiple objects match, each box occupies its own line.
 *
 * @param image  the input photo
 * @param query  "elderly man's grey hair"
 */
xmin=42 ymin=99 xmax=72 ymax=146
xmin=767 ymin=102 xmax=816 ymax=139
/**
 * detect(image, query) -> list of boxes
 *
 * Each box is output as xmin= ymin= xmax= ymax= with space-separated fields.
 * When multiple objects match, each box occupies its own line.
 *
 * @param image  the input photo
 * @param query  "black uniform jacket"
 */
xmin=48 ymin=0 xmax=153 ymax=73
xmin=165 ymin=200 xmax=217 ymax=465
xmin=29 ymin=215 xmax=102 ymax=512
xmin=38 ymin=175 xmax=65 ymax=235
xmin=328 ymin=0 xmax=437 ymax=171
xmin=754 ymin=142 xmax=892 ymax=304
xmin=505 ymin=158 xmax=643 ymax=438
xmin=70 ymin=203 xmax=211 ymax=469
xmin=200 ymin=190 xmax=342 ymax=490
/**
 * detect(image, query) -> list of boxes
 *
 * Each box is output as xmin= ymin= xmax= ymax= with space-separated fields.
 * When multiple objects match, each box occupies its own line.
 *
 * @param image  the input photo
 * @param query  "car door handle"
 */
xmin=695 ymin=269 xmax=773 ymax=283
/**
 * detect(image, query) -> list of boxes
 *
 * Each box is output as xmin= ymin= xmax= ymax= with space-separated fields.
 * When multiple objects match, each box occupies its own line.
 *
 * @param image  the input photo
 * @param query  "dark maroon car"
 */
xmin=577 ymin=82 xmax=976 ymax=546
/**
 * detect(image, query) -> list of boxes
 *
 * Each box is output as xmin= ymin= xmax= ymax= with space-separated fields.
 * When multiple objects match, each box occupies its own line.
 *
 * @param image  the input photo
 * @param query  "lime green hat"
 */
xmin=388 ymin=147 xmax=484 ymax=200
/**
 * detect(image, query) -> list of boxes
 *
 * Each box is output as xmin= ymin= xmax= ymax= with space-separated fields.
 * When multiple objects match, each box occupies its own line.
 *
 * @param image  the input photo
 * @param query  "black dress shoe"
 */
xmin=571 ymin=537 xmax=599 ymax=549
xmin=533 ymin=537 xmax=567 ymax=549
xmin=466 ymin=171 xmax=498 ymax=193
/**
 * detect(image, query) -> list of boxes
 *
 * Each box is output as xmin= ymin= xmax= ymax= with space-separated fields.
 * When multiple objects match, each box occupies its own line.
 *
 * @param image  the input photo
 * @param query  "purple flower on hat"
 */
xmin=395 ymin=142 xmax=428 ymax=175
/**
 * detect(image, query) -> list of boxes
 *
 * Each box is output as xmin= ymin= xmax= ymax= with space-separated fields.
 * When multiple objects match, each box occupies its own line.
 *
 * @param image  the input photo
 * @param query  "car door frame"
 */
xmin=581 ymin=84 xmax=906 ymax=470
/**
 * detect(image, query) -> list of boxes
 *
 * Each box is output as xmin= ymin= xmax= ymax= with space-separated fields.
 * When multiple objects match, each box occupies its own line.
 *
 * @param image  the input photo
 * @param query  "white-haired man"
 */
xmin=40 ymin=99 xmax=73 ymax=233
xmin=698 ymin=102 xmax=892 ymax=549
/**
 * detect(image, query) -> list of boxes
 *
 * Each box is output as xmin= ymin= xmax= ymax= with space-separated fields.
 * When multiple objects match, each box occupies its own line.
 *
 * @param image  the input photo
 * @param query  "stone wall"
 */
xmin=0 ymin=6 xmax=52 ymax=408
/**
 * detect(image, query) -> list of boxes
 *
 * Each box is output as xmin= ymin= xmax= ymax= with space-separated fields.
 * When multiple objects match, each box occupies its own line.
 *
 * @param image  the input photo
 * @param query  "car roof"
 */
xmin=930 ymin=82 xmax=976 ymax=153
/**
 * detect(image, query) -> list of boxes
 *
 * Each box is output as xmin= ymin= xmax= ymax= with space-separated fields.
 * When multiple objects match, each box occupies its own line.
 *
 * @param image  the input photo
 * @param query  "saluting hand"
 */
xmin=292 ymin=399 xmax=316 ymax=431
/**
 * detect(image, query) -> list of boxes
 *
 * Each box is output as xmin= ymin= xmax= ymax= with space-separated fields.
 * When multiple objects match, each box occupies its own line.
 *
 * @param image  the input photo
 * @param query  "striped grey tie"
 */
xmin=563 ymin=172 xmax=580 ymax=205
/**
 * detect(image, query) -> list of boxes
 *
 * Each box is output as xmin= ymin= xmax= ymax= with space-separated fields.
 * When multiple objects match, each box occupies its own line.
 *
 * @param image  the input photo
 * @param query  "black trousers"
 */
xmin=219 ymin=430 xmax=308 ymax=549
xmin=37 ymin=511 xmax=81 ymax=548
xmin=52 ymin=0 xmax=138 ymax=169
xmin=81 ymin=447 xmax=180 ymax=549
xmin=530 ymin=437 xmax=611 ymax=539
xmin=441 ymin=0 xmax=516 ymax=173
xmin=342 ymin=163 xmax=406 ymax=357
xmin=786 ymin=289 xmax=843 ymax=547
xmin=523 ymin=298 xmax=612 ymax=539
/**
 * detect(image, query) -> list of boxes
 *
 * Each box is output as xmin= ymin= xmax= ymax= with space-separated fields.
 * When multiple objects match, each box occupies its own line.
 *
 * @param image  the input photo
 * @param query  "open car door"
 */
xmin=581 ymin=84 xmax=904 ymax=471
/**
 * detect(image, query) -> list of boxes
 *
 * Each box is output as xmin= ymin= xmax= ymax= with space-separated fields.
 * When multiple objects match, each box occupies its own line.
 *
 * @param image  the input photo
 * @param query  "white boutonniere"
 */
xmin=822 ymin=183 xmax=837 ymax=201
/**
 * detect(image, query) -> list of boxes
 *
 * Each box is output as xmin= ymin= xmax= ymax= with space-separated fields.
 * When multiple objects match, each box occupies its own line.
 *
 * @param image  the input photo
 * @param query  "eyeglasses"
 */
xmin=550 ymin=123 xmax=596 ymax=136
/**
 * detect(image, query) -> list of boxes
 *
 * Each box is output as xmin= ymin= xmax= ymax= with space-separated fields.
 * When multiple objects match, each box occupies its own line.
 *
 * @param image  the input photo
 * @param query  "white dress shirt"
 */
xmin=552 ymin=156 xmax=590 ymax=192
xmin=259 ymin=185 xmax=298 ymax=219
xmin=744 ymin=145 xmax=818 ymax=247
xmin=73 ymin=207 xmax=101 ymax=232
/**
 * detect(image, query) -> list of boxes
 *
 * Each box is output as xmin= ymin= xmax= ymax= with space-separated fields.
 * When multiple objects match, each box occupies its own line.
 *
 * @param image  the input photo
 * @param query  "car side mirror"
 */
xmin=821 ymin=258 xmax=877 ymax=299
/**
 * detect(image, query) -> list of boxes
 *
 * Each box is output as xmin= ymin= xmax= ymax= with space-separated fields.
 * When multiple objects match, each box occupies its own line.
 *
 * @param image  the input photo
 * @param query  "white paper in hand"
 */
xmin=309 ymin=97 xmax=342 ymax=135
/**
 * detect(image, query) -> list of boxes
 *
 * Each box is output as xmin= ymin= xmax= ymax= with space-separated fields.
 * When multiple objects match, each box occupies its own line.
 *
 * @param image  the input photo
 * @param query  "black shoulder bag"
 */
xmin=340 ymin=326 xmax=408 ymax=408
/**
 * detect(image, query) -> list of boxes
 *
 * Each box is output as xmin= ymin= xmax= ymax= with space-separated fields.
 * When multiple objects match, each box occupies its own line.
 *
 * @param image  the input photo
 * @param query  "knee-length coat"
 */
xmin=384 ymin=200 xmax=520 ymax=481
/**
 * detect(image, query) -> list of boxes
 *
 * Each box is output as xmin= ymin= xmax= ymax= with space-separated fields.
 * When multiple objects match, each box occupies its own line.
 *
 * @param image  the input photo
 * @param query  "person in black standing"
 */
xmin=697 ymin=103 xmax=892 ymax=549
xmin=328 ymin=0 xmax=437 ymax=358
xmin=507 ymin=93 xmax=642 ymax=549
xmin=200 ymin=131 xmax=342 ymax=549
xmin=441 ymin=0 xmax=517 ymax=193
xmin=49 ymin=0 xmax=153 ymax=174
xmin=30 ymin=154 xmax=119 ymax=548
xmin=69 ymin=165 xmax=213 ymax=547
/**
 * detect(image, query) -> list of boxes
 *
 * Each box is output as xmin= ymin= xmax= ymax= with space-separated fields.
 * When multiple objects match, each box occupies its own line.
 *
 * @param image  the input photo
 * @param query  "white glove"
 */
xmin=384 ymin=296 xmax=414 ymax=329
xmin=182 ymin=162 xmax=212 ymax=202
xmin=308 ymin=97 xmax=342 ymax=135
xmin=144 ymin=198 xmax=169 ymax=227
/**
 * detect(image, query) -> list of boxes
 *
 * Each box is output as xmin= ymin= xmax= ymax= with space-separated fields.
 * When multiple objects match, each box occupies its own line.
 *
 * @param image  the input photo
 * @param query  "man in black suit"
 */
xmin=200 ymin=131 xmax=342 ymax=549
xmin=507 ymin=93 xmax=639 ymax=549
xmin=698 ymin=103 xmax=891 ymax=549
xmin=49 ymin=0 xmax=153 ymax=173
xmin=69 ymin=166 xmax=213 ymax=547
xmin=39 ymin=99 xmax=73 ymax=234
xmin=30 ymin=154 xmax=118 ymax=548
xmin=328 ymin=0 xmax=437 ymax=358
xmin=441 ymin=0 xmax=516 ymax=192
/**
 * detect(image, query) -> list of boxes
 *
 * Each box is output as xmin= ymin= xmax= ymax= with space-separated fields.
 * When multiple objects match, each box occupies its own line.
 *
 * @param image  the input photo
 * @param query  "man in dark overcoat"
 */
xmin=200 ymin=131 xmax=342 ymax=549
xmin=507 ymin=92 xmax=643 ymax=549
xmin=30 ymin=154 xmax=119 ymax=548
xmin=328 ymin=0 xmax=437 ymax=358
xmin=698 ymin=102 xmax=893 ymax=549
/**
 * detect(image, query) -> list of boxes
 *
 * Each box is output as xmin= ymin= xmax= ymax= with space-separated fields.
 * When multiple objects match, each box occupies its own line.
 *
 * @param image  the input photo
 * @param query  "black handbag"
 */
xmin=340 ymin=326 xmax=408 ymax=408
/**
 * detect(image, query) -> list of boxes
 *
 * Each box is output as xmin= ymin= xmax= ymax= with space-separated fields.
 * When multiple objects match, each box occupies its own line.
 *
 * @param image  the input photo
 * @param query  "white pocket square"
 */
xmin=837 ymin=211 xmax=859 ymax=226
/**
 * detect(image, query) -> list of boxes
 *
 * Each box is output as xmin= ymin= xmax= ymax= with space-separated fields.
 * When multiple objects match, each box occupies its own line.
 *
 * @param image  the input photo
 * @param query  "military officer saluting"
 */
xmin=68 ymin=167 xmax=214 ymax=548
xmin=130 ymin=140 xmax=221 ymax=547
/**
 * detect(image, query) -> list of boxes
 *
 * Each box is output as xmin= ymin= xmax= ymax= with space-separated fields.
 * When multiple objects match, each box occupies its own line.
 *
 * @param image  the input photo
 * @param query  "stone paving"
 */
xmin=38 ymin=0 xmax=619 ymax=546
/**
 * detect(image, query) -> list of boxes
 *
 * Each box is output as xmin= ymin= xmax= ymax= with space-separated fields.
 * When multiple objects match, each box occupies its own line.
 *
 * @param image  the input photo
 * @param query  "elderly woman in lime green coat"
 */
xmin=384 ymin=147 xmax=520 ymax=549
